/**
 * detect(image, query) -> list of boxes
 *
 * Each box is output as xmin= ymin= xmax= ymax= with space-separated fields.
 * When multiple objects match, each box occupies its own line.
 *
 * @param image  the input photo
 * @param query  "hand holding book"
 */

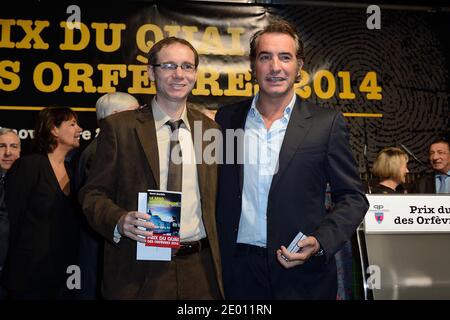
xmin=117 ymin=211 xmax=155 ymax=243
xmin=136 ymin=190 xmax=182 ymax=261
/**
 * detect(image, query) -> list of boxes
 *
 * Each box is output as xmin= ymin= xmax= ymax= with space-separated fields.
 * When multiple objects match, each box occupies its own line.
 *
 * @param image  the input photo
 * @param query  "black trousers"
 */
xmin=227 ymin=243 xmax=338 ymax=300
xmin=227 ymin=243 xmax=274 ymax=300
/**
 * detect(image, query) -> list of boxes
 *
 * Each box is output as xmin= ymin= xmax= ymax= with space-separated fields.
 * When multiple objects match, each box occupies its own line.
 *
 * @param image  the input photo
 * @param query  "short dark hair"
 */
xmin=147 ymin=37 xmax=199 ymax=67
xmin=34 ymin=107 xmax=78 ymax=154
xmin=429 ymin=138 xmax=450 ymax=153
xmin=249 ymin=18 xmax=304 ymax=74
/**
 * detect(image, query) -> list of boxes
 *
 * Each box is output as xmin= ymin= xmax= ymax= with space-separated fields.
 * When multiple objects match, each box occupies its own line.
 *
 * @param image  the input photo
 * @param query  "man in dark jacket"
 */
xmin=216 ymin=18 xmax=368 ymax=299
xmin=414 ymin=138 xmax=450 ymax=194
xmin=0 ymin=128 xmax=21 ymax=299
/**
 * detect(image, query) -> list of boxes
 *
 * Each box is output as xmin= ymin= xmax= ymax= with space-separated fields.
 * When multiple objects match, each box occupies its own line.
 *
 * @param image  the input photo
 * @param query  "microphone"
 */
xmin=399 ymin=143 xmax=427 ymax=166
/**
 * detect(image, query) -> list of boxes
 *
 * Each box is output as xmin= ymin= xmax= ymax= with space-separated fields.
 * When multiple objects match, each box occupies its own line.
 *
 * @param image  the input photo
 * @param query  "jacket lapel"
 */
xmin=231 ymin=102 xmax=251 ymax=195
xmin=186 ymin=107 xmax=206 ymax=198
xmin=430 ymin=174 xmax=437 ymax=193
xmin=269 ymin=97 xmax=312 ymax=194
xmin=44 ymin=156 xmax=63 ymax=196
xmin=135 ymin=107 xmax=160 ymax=189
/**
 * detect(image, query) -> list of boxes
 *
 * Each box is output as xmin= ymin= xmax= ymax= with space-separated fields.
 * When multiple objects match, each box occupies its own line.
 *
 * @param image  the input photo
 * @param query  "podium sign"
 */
xmin=360 ymin=195 xmax=450 ymax=299
xmin=365 ymin=195 xmax=450 ymax=233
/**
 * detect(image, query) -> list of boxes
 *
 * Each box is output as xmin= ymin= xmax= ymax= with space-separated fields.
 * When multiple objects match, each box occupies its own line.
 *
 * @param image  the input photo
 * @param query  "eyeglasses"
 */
xmin=152 ymin=63 xmax=197 ymax=73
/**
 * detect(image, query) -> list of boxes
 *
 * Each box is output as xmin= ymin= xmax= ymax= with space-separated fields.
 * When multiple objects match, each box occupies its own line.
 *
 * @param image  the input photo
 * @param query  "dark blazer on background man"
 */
xmin=79 ymin=104 xmax=223 ymax=299
xmin=413 ymin=173 xmax=436 ymax=193
xmin=216 ymin=96 xmax=369 ymax=299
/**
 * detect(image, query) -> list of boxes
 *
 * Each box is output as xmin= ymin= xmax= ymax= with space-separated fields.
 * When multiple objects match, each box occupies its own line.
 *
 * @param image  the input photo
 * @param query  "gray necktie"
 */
xmin=166 ymin=119 xmax=183 ymax=192
xmin=438 ymin=175 xmax=448 ymax=194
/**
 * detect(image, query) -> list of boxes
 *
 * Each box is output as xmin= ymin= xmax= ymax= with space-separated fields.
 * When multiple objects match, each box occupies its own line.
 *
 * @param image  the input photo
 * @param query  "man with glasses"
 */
xmin=80 ymin=37 xmax=222 ymax=299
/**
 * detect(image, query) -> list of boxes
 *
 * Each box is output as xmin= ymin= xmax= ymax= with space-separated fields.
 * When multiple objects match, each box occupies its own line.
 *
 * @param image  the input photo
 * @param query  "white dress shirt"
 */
xmin=237 ymin=93 xmax=295 ymax=248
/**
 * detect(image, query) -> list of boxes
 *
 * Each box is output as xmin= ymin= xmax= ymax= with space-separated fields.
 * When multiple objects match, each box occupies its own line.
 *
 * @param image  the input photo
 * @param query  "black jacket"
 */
xmin=216 ymin=96 xmax=369 ymax=299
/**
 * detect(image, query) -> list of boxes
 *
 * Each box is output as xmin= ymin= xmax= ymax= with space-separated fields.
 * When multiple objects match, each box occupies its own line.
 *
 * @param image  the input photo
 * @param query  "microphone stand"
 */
xmin=362 ymin=118 xmax=372 ymax=194
xmin=399 ymin=143 xmax=427 ymax=167
xmin=364 ymin=144 xmax=372 ymax=194
xmin=399 ymin=142 xmax=429 ymax=191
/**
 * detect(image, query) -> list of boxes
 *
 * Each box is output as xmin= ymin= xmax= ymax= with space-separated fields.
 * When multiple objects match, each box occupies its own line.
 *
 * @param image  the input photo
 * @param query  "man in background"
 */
xmin=414 ymin=138 xmax=450 ymax=194
xmin=0 ymin=128 xmax=21 ymax=299
xmin=77 ymin=92 xmax=140 ymax=188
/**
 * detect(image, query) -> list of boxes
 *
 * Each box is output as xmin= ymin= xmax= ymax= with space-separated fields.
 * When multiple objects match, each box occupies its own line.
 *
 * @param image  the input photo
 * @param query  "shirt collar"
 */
xmin=249 ymin=93 xmax=295 ymax=122
xmin=151 ymin=97 xmax=190 ymax=131
xmin=436 ymin=170 xmax=450 ymax=177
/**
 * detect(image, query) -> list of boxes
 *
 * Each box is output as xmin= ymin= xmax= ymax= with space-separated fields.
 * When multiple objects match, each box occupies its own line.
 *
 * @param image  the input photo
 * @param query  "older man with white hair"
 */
xmin=77 ymin=92 xmax=139 ymax=299
xmin=95 ymin=91 xmax=140 ymax=122
xmin=78 ymin=92 xmax=140 ymax=185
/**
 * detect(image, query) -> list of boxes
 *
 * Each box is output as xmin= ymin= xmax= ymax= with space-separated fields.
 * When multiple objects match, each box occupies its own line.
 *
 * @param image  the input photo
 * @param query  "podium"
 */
xmin=357 ymin=195 xmax=450 ymax=299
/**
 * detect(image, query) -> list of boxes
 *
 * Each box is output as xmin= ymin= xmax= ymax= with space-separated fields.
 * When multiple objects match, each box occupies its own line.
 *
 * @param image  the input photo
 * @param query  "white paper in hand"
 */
xmin=281 ymin=230 xmax=308 ymax=262
xmin=286 ymin=230 xmax=307 ymax=253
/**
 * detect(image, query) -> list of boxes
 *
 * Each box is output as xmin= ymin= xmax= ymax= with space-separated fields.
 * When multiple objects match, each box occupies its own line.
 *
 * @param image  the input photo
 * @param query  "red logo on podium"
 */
xmin=374 ymin=211 xmax=384 ymax=224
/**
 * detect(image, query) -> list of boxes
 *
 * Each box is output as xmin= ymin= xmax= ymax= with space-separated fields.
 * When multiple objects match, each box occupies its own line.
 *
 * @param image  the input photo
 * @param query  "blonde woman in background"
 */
xmin=371 ymin=147 xmax=409 ymax=194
